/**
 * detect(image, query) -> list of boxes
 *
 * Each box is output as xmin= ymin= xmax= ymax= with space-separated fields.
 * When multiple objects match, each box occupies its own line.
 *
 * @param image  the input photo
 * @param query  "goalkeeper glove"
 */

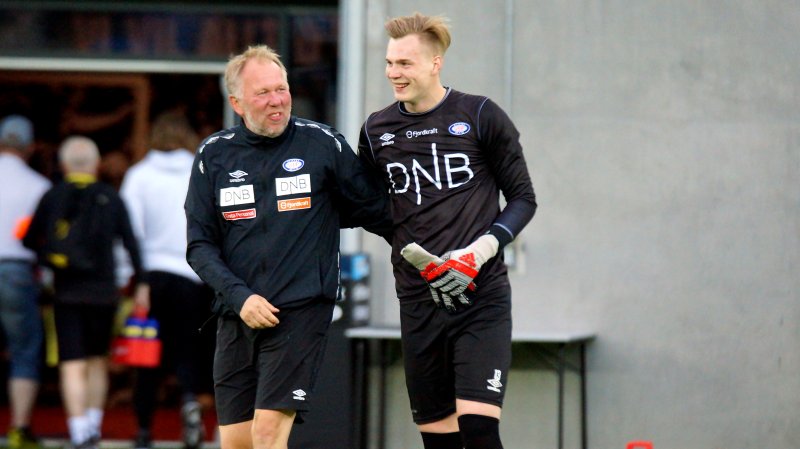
xmin=425 ymin=234 xmax=499 ymax=298
xmin=400 ymin=242 xmax=473 ymax=313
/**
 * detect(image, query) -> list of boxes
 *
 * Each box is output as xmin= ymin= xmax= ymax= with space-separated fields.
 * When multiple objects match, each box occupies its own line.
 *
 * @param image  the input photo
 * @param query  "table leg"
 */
xmin=580 ymin=343 xmax=588 ymax=449
xmin=557 ymin=344 xmax=565 ymax=449
xmin=378 ymin=339 xmax=388 ymax=449
xmin=351 ymin=339 xmax=367 ymax=449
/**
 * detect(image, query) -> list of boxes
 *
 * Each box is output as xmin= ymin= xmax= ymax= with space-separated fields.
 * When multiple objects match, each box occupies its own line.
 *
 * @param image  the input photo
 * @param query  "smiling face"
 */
xmin=229 ymin=58 xmax=292 ymax=137
xmin=385 ymin=34 xmax=445 ymax=113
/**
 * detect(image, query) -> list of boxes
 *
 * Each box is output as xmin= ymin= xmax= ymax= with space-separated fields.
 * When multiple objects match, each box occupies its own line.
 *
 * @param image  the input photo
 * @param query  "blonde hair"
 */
xmin=149 ymin=110 xmax=199 ymax=151
xmin=58 ymin=136 xmax=100 ymax=173
xmin=384 ymin=12 xmax=451 ymax=56
xmin=224 ymin=45 xmax=288 ymax=98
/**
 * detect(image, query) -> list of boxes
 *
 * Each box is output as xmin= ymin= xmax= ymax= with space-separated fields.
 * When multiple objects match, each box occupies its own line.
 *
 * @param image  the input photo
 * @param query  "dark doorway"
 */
xmin=0 ymin=70 xmax=224 ymax=185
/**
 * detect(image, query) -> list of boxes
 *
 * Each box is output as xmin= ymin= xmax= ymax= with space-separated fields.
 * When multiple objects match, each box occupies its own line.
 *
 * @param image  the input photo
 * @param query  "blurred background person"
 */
xmin=120 ymin=110 xmax=215 ymax=449
xmin=0 ymin=115 xmax=50 ymax=449
xmin=98 ymin=149 xmax=132 ymax=191
xmin=23 ymin=136 xmax=147 ymax=449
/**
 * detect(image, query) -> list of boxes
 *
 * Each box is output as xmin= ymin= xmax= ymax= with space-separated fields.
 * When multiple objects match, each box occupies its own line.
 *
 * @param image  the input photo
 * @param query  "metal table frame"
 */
xmin=346 ymin=326 xmax=595 ymax=449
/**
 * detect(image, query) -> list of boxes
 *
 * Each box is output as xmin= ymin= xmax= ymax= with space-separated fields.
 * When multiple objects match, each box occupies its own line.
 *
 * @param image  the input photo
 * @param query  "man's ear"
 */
xmin=432 ymin=55 xmax=443 ymax=75
xmin=228 ymin=95 xmax=243 ymax=116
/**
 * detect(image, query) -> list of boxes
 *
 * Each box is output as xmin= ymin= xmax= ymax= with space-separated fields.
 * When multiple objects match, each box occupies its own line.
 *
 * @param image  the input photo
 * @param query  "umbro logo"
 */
xmin=487 ymin=369 xmax=503 ymax=393
xmin=292 ymin=389 xmax=307 ymax=401
xmin=229 ymin=170 xmax=248 ymax=183
xmin=379 ymin=133 xmax=395 ymax=147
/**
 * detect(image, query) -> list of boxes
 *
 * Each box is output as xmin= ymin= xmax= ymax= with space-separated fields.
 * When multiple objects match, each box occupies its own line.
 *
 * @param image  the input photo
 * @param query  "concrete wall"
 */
xmin=355 ymin=1 xmax=800 ymax=448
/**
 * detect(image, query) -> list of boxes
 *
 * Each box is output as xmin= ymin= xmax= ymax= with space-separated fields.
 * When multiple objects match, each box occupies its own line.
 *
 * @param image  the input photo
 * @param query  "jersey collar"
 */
xmin=397 ymin=87 xmax=453 ymax=116
xmin=240 ymin=118 xmax=294 ymax=148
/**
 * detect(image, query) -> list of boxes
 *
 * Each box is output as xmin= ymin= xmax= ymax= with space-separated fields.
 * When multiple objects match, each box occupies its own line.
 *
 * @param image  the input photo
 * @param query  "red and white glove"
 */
xmin=425 ymin=234 xmax=499 ymax=299
xmin=400 ymin=242 xmax=473 ymax=313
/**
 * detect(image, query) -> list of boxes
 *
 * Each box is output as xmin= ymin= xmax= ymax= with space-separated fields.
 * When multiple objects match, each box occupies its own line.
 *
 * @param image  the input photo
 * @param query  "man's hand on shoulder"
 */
xmin=240 ymin=294 xmax=280 ymax=329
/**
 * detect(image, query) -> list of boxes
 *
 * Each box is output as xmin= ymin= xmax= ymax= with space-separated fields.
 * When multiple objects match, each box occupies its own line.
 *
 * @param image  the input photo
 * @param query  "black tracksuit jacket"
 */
xmin=185 ymin=118 xmax=390 ymax=316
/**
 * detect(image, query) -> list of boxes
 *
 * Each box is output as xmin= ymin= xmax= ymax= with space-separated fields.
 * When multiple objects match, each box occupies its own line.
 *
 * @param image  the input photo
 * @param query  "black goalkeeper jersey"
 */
xmin=359 ymin=88 xmax=536 ymax=302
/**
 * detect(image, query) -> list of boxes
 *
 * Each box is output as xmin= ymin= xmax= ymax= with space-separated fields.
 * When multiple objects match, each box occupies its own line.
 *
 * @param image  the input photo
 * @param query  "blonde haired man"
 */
xmin=359 ymin=13 xmax=537 ymax=449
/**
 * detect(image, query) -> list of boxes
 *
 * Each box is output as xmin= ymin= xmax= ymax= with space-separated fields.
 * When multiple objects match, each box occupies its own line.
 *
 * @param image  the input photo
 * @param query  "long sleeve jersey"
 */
xmin=359 ymin=88 xmax=537 ymax=302
xmin=185 ymin=118 xmax=389 ymax=316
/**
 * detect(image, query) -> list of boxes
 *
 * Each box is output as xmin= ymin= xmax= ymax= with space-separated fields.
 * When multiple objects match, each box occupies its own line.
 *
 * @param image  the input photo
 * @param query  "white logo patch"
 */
xmin=487 ymin=369 xmax=503 ymax=393
xmin=220 ymin=185 xmax=255 ymax=206
xmin=292 ymin=389 xmax=307 ymax=401
xmin=276 ymin=174 xmax=311 ymax=196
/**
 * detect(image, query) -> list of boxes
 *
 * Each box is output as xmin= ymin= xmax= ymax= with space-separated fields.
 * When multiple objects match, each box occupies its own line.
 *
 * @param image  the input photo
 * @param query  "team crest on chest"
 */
xmin=448 ymin=122 xmax=471 ymax=135
xmin=282 ymin=158 xmax=304 ymax=172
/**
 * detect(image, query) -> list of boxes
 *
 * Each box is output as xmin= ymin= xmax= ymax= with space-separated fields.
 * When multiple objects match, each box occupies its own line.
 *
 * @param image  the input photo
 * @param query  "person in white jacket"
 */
xmin=120 ymin=110 xmax=215 ymax=449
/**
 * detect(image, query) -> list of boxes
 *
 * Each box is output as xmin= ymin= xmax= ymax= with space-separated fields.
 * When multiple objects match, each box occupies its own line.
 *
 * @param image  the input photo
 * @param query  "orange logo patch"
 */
xmin=277 ymin=197 xmax=311 ymax=212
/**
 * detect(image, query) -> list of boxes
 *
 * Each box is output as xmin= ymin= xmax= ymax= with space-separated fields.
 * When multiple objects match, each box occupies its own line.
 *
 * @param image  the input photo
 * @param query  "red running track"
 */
xmin=0 ymin=406 xmax=218 ymax=442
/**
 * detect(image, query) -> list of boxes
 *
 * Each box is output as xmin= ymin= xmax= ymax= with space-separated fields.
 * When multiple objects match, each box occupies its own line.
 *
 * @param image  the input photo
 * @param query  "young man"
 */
xmin=23 ymin=136 xmax=147 ymax=449
xmin=358 ymin=13 xmax=537 ymax=449
xmin=0 ymin=115 xmax=50 ymax=449
xmin=185 ymin=45 xmax=389 ymax=449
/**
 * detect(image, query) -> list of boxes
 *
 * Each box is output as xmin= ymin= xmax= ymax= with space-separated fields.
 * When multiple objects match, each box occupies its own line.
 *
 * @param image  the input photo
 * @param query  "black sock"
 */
xmin=421 ymin=431 xmax=463 ymax=449
xmin=458 ymin=414 xmax=503 ymax=449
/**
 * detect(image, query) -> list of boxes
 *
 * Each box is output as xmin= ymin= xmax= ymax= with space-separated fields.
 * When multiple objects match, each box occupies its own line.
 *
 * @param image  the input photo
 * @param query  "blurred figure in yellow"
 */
xmin=23 ymin=136 xmax=147 ymax=449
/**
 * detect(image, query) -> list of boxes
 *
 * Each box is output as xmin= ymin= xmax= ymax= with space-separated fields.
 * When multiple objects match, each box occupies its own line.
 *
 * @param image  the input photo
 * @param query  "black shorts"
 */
xmin=213 ymin=298 xmax=334 ymax=425
xmin=54 ymin=303 xmax=117 ymax=361
xmin=400 ymin=284 xmax=512 ymax=424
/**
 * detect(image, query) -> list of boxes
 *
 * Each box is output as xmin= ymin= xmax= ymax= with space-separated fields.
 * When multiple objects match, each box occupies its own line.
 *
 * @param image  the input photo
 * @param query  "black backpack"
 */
xmin=41 ymin=183 xmax=107 ymax=273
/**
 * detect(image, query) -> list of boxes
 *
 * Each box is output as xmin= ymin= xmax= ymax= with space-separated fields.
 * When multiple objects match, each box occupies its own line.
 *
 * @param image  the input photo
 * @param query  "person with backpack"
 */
xmin=23 ymin=135 xmax=147 ymax=449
